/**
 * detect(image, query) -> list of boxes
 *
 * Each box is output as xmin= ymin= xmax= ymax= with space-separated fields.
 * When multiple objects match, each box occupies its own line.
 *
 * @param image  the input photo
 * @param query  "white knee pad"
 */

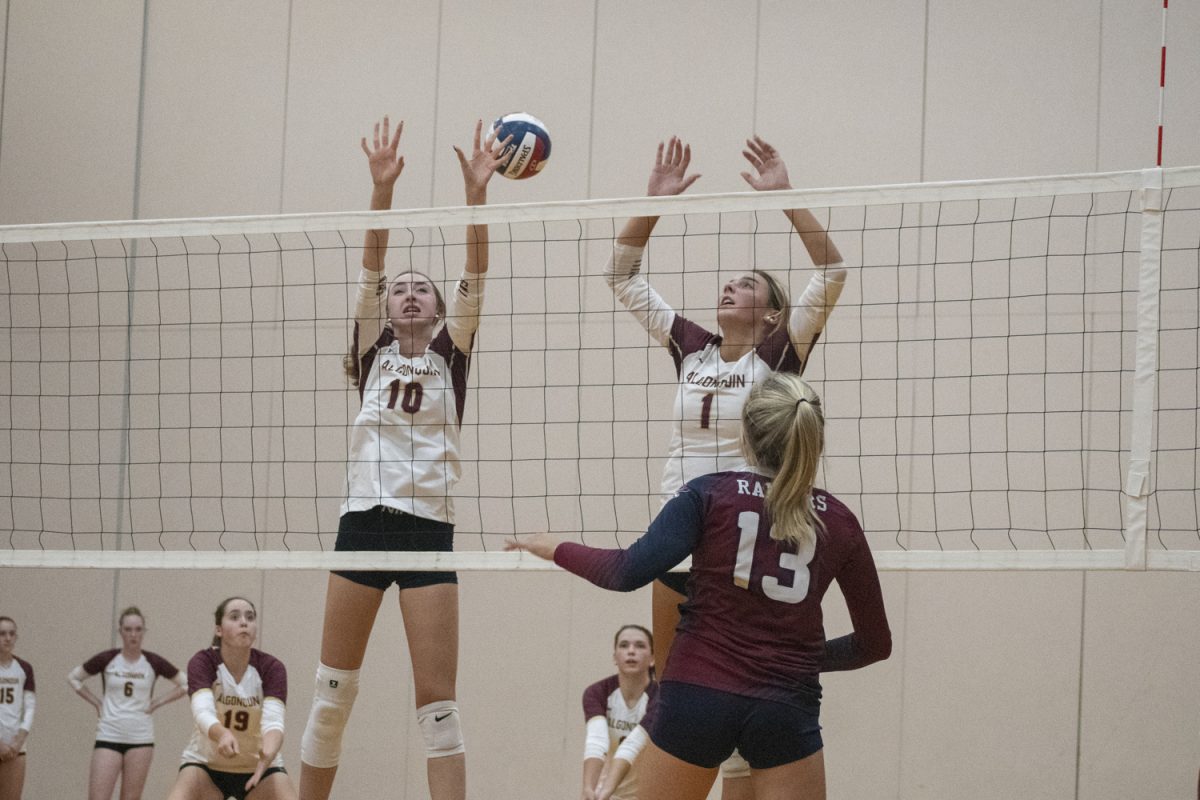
xmin=300 ymin=664 xmax=361 ymax=768
xmin=721 ymin=749 xmax=752 ymax=779
xmin=416 ymin=700 xmax=465 ymax=758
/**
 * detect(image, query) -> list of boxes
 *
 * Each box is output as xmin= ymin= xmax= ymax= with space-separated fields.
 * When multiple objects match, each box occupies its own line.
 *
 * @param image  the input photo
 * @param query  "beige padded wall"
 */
xmin=1 ymin=1 xmax=1199 ymax=799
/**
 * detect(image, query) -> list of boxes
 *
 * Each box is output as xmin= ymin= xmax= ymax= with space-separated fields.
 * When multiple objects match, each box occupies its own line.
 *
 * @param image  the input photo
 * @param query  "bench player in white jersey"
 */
xmin=168 ymin=597 xmax=295 ymax=800
xmin=604 ymin=136 xmax=845 ymax=800
xmin=581 ymin=625 xmax=658 ymax=800
xmin=0 ymin=617 xmax=35 ymax=800
xmin=298 ymin=117 xmax=510 ymax=800
xmin=69 ymin=606 xmax=187 ymax=800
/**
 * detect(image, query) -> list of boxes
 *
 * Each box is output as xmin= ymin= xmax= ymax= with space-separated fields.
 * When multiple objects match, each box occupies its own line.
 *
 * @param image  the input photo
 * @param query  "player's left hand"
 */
xmin=504 ymin=532 xmax=562 ymax=561
xmin=456 ymin=119 xmax=513 ymax=201
xmin=244 ymin=753 xmax=270 ymax=791
xmin=740 ymin=135 xmax=792 ymax=192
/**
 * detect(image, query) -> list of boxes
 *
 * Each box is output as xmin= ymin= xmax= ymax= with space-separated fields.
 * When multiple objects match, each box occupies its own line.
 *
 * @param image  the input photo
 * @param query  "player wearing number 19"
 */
xmin=507 ymin=373 xmax=890 ymax=800
xmin=69 ymin=607 xmax=186 ymax=800
xmin=168 ymin=598 xmax=296 ymax=800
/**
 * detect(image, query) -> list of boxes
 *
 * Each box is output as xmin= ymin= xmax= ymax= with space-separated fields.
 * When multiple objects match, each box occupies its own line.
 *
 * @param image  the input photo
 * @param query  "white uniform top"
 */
xmin=342 ymin=269 xmax=485 ymax=523
xmin=0 ymin=656 xmax=35 ymax=753
xmin=582 ymin=675 xmax=657 ymax=800
xmin=605 ymin=243 xmax=845 ymax=499
xmin=75 ymin=649 xmax=181 ymax=744
xmin=181 ymin=648 xmax=286 ymax=773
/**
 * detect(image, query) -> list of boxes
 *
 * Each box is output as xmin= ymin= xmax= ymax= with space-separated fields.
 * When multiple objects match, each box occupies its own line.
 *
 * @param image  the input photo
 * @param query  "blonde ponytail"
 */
xmin=740 ymin=373 xmax=826 ymax=549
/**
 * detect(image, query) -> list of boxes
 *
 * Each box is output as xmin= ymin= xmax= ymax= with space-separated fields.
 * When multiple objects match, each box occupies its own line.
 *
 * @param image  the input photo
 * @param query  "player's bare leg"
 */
xmin=635 ymin=740 xmax=719 ymax=800
xmin=299 ymin=574 xmax=385 ymax=800
xmin=748 ymin=750 xmax=825 ymax=800
xmin=400 ymin=583 xmax=464 ymax=800
xmin=88 ymin=747 xmax=123 ymax=800
xmin=117 ymin=746 xmax=153 ymax=800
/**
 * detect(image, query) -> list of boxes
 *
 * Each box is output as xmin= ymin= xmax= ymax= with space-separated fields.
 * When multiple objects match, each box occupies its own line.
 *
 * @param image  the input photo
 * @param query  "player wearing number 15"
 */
xmin=68 ymin=607 xmax=186 ymax=800
xmin=508 ymin=373 xmax=890 ymax=800
xmin=168 ymin=598 xmax=296 ymax=800
xmin=0 ymin=617 xmax=35 ymax=800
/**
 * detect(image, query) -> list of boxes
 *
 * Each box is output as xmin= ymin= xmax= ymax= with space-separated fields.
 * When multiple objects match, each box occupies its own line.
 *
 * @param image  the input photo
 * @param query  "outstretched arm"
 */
xmin=360 ymin=116 xmax=406 ymax=274
xmin=615 ymin=137 xmax=701 ymax=249
xmin=741 ymin=136 xmax=843 ymax=267
xmin=453 ymin=119 xmax=511 ymax=276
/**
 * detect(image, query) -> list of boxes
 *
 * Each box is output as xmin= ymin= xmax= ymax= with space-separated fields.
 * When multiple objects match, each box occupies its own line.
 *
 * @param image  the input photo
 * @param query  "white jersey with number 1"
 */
xmin=605 ymin=243 xmax=844 ymax=498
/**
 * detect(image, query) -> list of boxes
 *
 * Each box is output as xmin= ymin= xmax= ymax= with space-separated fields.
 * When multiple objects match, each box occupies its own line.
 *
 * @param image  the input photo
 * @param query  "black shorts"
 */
xmin=333 ymin=506 xmax=458 ymax=591
xmin=179 ymin=763 xmax=286 ymax=800
xmin=94 ymin=740 xmax=153 ymax=754
xmin=648 ymin=680 xmax=823 ymax=770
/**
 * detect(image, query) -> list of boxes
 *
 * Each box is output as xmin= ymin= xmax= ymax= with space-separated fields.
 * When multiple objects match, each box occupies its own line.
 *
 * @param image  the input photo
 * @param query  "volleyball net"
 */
xmin=2 ymin=167 xmax=1198 ymax=571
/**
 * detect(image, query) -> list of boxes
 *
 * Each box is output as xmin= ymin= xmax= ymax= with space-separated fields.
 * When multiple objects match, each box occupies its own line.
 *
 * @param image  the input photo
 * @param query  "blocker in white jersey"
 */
xmin=74 ymin=649 xmax=181 ymax=745
xmin=341 ymin=267 xmax=482 ymax=524
xmin=606 ymin=242 xmax=844 ymax=501
xmin=299 ymin=117 xmax=511 ymax=800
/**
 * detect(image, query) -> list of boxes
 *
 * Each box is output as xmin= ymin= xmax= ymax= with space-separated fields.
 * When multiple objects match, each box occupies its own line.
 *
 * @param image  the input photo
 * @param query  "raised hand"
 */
xmin=455 ymin=119 xmax=513 ymax=203
xmin=740 ymin=135 xmax=792 ymax=191
xmin=647 ymin=136 xmax=701 ymax=197
xmin=360 ymin=115 xmax=405 ymax=188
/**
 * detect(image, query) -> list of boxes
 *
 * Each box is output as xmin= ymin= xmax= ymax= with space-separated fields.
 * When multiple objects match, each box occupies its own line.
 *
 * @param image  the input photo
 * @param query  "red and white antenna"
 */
xmin=1156 ymin=0 xmax=1168 ymax=166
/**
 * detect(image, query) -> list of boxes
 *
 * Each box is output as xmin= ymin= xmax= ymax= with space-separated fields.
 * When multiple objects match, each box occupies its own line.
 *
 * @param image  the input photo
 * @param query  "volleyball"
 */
xmin=490 ymin=113 xmax=551 ymax=179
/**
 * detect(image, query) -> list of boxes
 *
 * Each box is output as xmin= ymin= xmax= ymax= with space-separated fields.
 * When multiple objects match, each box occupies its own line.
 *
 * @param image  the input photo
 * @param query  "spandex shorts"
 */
xmin=94 ymin=740 xmax=153 ymax=754
xmin=647 ymin=680 xmax=823 ymax=770
xmin=333 ymin=506 xmax=457 ymax=591
xmin=179 ymin=763 xmax=286 ymax=800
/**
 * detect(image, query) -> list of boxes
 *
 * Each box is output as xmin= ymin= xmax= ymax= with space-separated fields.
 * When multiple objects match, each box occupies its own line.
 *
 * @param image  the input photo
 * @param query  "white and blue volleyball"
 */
xmin=490 ymin=113 xmax=551 ymax=179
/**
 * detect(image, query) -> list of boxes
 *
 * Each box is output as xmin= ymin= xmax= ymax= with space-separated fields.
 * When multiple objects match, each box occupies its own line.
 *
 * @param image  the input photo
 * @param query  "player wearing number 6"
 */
xmin=169 ymin=597 xmax=296 ymax=800
xmin=68 ymin=606 xmax=186 ymax=800
xmin=297 ymin=116 xmax=510 ymax=800
xmin=507 ymin=373 xmax=890 ymax=800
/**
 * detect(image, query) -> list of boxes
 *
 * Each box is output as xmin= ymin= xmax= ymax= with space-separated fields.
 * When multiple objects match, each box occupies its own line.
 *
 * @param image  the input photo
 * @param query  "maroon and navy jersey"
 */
xmin=555 ymin=469 xmax=891 ymax=707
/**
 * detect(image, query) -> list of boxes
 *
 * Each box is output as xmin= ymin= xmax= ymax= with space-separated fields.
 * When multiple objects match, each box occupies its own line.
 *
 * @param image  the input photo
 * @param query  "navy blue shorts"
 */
xmin=648 ymin=680 xmax=823 ymax=770
xmin=333 ymin=506 xmax=457 ymax=591
xmin=179 ymin=763 xmax=287 ymax=800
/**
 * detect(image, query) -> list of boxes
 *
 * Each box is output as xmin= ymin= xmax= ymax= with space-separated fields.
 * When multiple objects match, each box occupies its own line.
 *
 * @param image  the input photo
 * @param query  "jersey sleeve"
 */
xmin=787 ymin=267 xmax=845 ymax=362
xmin=554 ymin=481 xmax=706 ymax=590
xmin=581 ymin=675 xmax=615 ymax=720
xmin=604 ymin=243 xmax=677 ymax=348
xmin=255 ymin=651 xmax=288 ymax=704
xmin=18 ymin=658 xmax=34 ymax=693
xmin=820 ymin=515 xmax=892 ymax=672
xmin=186 ymin=649 xmax=218 ymax=698
xmin=145 ymin=651 xmax=180 ymax=680
xmin=350 ymin=268 xmax=389 ymax=377
xmin=444 ymin=271 xmax=486 ymax=354
xmin=80 ymin=649 xmax=116 ymax=677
